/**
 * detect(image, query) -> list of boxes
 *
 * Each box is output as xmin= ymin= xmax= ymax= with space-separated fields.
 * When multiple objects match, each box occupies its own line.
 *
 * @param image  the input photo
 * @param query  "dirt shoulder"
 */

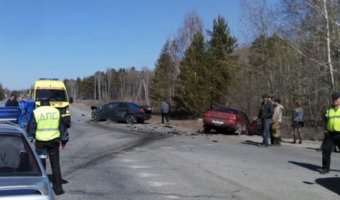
xmin=72 ymin=101 xmax=322 ymax=149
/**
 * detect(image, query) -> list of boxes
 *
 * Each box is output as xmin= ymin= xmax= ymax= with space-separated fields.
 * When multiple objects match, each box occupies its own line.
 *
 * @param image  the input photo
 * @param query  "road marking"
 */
xmin=182 ymin=144 xmax=194 ymax=147
xmin=165 ymin=195 xmax=180 ymax=199
xmin=129 ymin=165 xmax=151 ymax=169
xmin=138 ymin=172 xmax=159 ymax=178
xmin=120 ymin=159 xmax=136 ymax=163
xmin=148 ymin=181 xmax=173 ymax=187
xmin=161 ymin=146 xmax=175 ymax=150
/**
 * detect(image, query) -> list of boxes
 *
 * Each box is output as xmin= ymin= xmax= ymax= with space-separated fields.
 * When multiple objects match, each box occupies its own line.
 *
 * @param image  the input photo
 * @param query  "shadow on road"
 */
xmin=288 ymin=161 xmax=321 ymax=172
xmin=289 ymin=161 xmax=340 ymax=173
xmin=315 ymin=177 xmax=340 ymax=196
xmin=241 ymin=140 xmax=262 ymax=146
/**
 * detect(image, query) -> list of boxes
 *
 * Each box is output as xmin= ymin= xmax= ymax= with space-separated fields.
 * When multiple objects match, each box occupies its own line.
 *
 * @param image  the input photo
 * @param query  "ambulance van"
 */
xmin=30 ymin=78 xmax=73 ymax=127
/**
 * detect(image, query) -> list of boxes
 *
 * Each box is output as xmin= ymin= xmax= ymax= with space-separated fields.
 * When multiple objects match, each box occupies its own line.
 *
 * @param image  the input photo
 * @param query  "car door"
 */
xmin=114 ymin=102 xmax=129 ymax=120
xmin=101 ymin=102 xmax=118 ymax=120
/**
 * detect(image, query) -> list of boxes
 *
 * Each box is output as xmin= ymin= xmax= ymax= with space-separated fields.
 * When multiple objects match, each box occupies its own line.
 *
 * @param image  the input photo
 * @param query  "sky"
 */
xmin=0 ymin=0 xmax=275 ymax=90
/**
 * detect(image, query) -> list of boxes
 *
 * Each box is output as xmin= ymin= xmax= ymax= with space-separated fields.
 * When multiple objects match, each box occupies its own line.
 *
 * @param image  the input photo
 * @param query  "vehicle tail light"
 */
xmin=226 ymin=115 xmax=236 ymax=123
xmin=138 ymin=108 xmax=145 ymax=113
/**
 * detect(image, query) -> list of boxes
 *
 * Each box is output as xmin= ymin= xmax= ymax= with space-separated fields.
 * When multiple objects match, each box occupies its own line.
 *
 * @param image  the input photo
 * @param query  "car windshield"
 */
xmin=0 ymin=134 xmax=42 ymax=176
xmin=36 ymin=89 xmax=67 ymax=101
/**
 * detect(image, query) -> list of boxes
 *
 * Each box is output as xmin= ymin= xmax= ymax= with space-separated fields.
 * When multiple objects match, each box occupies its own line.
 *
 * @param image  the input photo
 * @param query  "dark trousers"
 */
xmin=322 ymin=132 xmax=340 ymax=170
xmin=161 ymin=112 xmax=169 ymax=124
xmin=36 ymin=139 xmax=63 ymax=193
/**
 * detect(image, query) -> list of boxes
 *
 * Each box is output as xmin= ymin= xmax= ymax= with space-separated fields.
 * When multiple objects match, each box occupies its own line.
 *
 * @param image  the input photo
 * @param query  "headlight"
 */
xmin=66 ymin=106 xmax=70 ymax=114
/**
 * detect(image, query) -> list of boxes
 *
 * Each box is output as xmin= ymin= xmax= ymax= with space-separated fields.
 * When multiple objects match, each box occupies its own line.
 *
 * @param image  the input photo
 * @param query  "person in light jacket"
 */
xmin=272 ymin=99 xmax=284 ymax=146
xmin=292 ymin=100 xmax=304 ymax=144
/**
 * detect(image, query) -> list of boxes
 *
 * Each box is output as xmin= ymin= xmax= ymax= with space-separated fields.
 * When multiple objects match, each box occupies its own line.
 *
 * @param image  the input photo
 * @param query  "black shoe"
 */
xmin=319 ymin=169 xmax=330 ymax=174
xmin=54 ymin=190 xmax=65 ymax=196
xmin=299 ymin=140 xmax=302 ymax=144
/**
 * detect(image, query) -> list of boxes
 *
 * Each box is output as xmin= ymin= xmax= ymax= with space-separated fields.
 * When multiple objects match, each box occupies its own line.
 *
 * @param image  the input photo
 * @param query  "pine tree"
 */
xmin=174 ymin=32 xmax=209 ymax=117
xmin=149 ymin=40 xmax=175 ymax=105
xmin=207 ymin=15 xmax=237 ymax=107
xmin=0 ymin=83 xmax=4 ymax=100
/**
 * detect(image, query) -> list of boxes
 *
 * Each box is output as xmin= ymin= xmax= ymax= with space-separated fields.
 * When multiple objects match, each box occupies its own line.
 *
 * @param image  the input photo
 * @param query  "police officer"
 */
xmin=320 ymin=92 xmax=340 ymax=174
xmin=29 ymin=91 xmax=69 ymax=195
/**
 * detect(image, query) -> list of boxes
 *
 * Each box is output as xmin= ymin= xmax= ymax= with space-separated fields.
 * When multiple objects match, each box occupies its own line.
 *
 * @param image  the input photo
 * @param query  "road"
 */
xmin=39 ymin=103 xmax=340 ymax=199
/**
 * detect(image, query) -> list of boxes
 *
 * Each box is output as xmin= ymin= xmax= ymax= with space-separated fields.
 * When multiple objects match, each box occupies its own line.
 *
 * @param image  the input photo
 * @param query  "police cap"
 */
xmin=39 ymin=90 xmax=51 ymax=101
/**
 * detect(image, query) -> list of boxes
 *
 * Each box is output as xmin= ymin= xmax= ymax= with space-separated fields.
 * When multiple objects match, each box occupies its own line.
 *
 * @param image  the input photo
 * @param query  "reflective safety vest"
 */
xmin=326 ymin=107 xmax=340 ymax=132
xmin=34 ymin=106 xmax=60 ymax=141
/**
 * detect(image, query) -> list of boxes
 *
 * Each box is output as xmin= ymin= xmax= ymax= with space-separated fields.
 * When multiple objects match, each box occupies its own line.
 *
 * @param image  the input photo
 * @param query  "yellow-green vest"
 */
xmin=34 ymin=106 xmax=61 ymax=141
xmin=326 ymin=107 xmax=340 ymax=132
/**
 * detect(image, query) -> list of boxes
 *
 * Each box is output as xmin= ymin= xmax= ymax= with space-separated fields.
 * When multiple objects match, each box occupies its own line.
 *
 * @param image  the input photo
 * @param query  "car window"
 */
xmin=105 ymin=103 xmax=118 ymax=109
xmin=0 ymin=134 xmax=42 ymax=176
xmin=118 ymin=103 xmax=128 ymax=108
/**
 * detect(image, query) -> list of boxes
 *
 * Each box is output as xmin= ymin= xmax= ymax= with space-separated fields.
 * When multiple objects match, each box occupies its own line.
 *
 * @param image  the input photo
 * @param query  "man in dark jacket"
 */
xmin=5 ymin=94 xmax=19 ymax=107
xmin=255 ymin=94 xmax=274 ymax=147
xmin=160 ymin=100 xmax=170 ymax=125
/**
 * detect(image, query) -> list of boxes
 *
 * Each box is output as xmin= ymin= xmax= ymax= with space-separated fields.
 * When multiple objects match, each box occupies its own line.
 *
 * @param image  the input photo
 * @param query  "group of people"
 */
xmin=255 ymin=94 xmax=304 ymax=147
xmin=255 ymin=92 xmax=340 ymax=175
xmin=5 ymin=94 xmax=35 ymax=131
xmin=5 ymin=93 xmax=68 ymax=195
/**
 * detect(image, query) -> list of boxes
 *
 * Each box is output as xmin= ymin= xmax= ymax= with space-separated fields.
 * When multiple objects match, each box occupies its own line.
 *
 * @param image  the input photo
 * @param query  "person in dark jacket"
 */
xmin=5 ymin=94 xmax=19 ymax=107
xmin=160 ymin=100 xmax=170 ymax=125
xmin=254 ymin=94 xmax=274 ymax=147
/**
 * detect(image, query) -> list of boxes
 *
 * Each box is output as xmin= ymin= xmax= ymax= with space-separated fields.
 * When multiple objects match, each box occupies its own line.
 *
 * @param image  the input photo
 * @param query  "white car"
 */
xmin=0 ymin=122 xmax=54 ymax=200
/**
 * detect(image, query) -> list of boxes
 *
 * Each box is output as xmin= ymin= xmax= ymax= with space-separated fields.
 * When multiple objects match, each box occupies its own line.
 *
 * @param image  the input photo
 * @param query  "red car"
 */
xmin=203 ymin=107 xmax=257 ymax=135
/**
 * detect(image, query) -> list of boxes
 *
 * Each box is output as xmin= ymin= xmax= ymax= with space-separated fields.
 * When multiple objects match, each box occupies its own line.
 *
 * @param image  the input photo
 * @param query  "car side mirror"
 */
xmin=69 ymin=97 xmax=73 ymax=104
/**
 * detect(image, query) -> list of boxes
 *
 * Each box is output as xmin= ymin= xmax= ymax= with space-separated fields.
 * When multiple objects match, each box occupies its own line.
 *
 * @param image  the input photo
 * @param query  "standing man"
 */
xmin=255 ymin=94 xmax=274 ymax=147
xmin=25 ymin=94 xmax=36 ymax=133
xmin=18 ymin=96 xmax=26 ymax=129
xmin=272 ymin=99 xmax=284 ymax=146
xmin=5 ymin=94 xmax=19 ymax=107
xmin=320 ymin=92 xmax=340 ymax=174
xmin=29 ymin=91 xmax=69 ymax=195
xmin=160 ymin=100 xmax=170 ymax=125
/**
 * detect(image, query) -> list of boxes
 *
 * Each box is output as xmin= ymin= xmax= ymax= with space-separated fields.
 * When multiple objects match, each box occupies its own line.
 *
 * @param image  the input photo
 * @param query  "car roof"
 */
xmin=211 ymin=107 xmax=246 ymax=115
xmin=106 ymin=101 xmax=139 ymax=105
xmin=0 ymin=123 xmax=24 ymax=136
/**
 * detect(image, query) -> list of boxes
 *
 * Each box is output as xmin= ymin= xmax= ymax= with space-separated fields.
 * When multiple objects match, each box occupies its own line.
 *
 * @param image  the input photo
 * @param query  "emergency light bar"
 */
xmin=39 ymin=78 xmax=59 ymax=80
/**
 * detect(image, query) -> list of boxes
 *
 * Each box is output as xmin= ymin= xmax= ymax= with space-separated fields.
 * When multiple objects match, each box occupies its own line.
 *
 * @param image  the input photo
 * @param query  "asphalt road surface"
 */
xmin=13 ymin=102 xmax=340 ymax=200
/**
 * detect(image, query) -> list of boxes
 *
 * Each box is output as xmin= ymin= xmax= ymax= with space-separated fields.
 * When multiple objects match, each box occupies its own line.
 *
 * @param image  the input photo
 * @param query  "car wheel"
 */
xmin=235 ymin=123 xmax=247 ymax=135
xmin=91 ymin=112 xmax=100 ymax=121
xmin=125 ymin=114 xmax=136 ymax=124
xmin=203 ymin=125 xmax=211 ymax=133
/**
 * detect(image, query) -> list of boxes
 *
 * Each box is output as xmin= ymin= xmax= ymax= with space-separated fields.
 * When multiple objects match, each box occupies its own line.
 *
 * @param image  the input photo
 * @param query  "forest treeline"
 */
xmin=64 ymin=0 xmax=340 ymax=126
xmin=2 ymin=0 xmax=339 ymax=127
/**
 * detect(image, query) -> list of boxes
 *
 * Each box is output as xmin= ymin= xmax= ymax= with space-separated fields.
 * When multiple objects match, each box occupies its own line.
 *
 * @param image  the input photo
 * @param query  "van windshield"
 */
xmin=36 ymin=89 xmax=68 ymax=102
